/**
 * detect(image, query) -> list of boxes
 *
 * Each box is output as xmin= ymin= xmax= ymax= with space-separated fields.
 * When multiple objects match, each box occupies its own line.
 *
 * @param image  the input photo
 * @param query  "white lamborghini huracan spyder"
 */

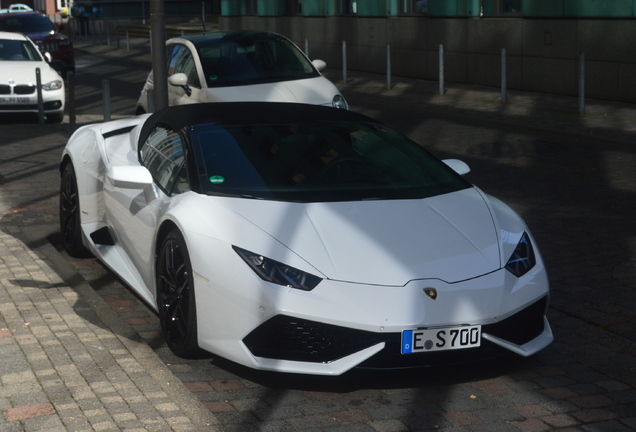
xmin=60 ymin=102 xmax=553 ymax=375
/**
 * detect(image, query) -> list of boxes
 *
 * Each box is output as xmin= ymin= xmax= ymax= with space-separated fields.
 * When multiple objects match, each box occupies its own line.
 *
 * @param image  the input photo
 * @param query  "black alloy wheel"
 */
xmin=156 ymin=230 xmax=200 ymax=358
xmin=59 ymin=163 xmax=90 ymax=257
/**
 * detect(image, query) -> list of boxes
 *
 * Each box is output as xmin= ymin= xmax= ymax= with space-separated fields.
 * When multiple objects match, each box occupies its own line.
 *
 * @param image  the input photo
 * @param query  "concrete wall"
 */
xmin=220 ymin=15 xmax=636 ymax=103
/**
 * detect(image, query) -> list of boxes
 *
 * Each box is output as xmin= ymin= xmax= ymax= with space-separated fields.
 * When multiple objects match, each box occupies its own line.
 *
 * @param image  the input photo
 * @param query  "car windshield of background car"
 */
xmin=190 ymin=121 xmax=470 ymax=202
xmin=197 ymin=36 xmax=320 ymax=88
xmin=0 ymin=15 xmax=57 ymax=34
xmin=0 ymin=39 xmax=41 ymax=61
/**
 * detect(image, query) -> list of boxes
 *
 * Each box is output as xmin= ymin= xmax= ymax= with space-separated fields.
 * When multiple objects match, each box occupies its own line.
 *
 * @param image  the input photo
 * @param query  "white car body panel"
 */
xmin=61 ymin=106 xmax=552 ymax=375
xmin=197 ymin=76 xmax=341 ymax=106
xmin=214 ymin=190 xmax=502 ymax=285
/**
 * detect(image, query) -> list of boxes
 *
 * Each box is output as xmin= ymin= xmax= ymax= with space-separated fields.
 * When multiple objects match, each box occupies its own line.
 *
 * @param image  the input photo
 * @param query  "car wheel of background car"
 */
xmin=156 ymin=230 xmax=201 ymax=358
xmin=59 ymin=163 xmax=91 ymax=257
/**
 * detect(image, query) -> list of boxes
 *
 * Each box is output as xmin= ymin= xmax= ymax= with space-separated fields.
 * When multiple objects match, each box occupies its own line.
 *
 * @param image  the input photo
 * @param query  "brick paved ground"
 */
xmin=0 ymin=37 xmax=634 ymax=431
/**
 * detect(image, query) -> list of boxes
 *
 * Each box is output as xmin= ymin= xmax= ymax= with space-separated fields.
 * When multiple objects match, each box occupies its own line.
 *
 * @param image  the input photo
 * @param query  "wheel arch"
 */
xmin=154 ymin=219 xmax=182 ymax=264
xmin=60 ymin=154 xmax=73 ymax=172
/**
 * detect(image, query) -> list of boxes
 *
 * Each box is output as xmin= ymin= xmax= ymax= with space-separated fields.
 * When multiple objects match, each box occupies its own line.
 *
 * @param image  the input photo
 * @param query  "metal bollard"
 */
xmin=386 ymin=44 xmax=391 ymax=89
xmin=439 ymin=44 xmax=444 ymax=96
xmin=501 ymin=48 xmax=507 ymax=104
xmin=579 ymin=52 xmax=585 ymax=115
xmin=36 ymin=68 xmax=45 ymax=125
xmin=342 ymin=41 xmax=347 ymax=84
xmin=68 ymin=71 xmax=76 ymax=125
xmin=102 ymin=79 xmax=111 ymax=122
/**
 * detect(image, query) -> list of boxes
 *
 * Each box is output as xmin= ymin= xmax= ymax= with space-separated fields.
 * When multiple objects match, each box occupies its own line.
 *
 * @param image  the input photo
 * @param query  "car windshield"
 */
xmin=0 ymin=39 xmax=42 ymax=61
xmin=195 ymin=34 xmax=320 ymax=87
xmin=0 ymin=15 xmax=56 ymax=33
xmin=190 ymin=121 xmax=470 ymax=202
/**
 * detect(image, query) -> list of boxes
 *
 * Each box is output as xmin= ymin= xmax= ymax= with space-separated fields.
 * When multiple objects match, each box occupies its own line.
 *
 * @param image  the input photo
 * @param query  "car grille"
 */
xmin=0 ymin=84 xmax=37 ymax=95
xmin=14 ymin=85 xmax=36 ymax=95
xmin=38 ymin=42 xmax=59 ymax=53
xmin=244 ymin=315 xmax=383 ymax=363
xmin=243 ymin=296 xmax=548 ymax=367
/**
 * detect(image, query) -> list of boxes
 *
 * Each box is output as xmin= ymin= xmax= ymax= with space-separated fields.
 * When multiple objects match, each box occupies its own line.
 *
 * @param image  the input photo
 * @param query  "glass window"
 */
xmin=140 ymin=126 xmax=189 ymax=195
xmin=483 ymin=0 xmax=522 ymax=15
xmin=502 ymin=0 xmax=521 ymax=13
xmin=0 ymin=39 xmax=42 ymax=61
xmin=0 ymin=15 xmax=57 ymax=33
xmin=398 ymin=0 xmax=428 ymax=15
xmin=167 ymin=44 xmax=201 ymax=88
xmin=196 ymin=34 xmax=318 ymax=88
xmin=190 ymin=121 xmax=469 ymax=202
xmin=337 ymin=0 xmax=356 ymax=14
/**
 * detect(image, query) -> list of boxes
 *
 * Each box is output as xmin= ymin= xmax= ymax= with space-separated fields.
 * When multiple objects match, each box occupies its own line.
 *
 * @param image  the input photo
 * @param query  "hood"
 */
xmin=0 ymin=61 xmax=60 ymax=83
xmin=220 ymin=188 xmax=502 ymax=286
xmin=25 ymin=31 xmax=67 ymax=42
xmin=204 ymin=76 xmax=338 ymax=106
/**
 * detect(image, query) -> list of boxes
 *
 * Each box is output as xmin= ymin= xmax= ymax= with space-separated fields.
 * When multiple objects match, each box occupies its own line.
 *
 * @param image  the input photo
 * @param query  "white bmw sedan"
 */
xmin=61 ymin=103 xmax=552 ymax=375
xmin=136 ymin=31 xmax=347 ymax=114
xmin=0 ymin=31 xmax=64 ymax=122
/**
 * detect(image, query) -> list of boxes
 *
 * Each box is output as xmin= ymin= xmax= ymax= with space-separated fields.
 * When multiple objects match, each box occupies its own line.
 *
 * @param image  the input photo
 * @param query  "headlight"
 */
xmin=332 ymin=94 xmax=348 ymax=110
xmin=505 ymin=232 xmax=536 ymax=277
xmin=233 ymin=246 xmax=322 ymax=291
xmin=42 ymin=80 xmax=63 ymax=91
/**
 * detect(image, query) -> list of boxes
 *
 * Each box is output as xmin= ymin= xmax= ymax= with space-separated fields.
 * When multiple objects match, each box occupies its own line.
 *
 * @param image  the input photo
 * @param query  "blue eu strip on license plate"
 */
xmin=401 ymin=325 xmax=481 ymax=354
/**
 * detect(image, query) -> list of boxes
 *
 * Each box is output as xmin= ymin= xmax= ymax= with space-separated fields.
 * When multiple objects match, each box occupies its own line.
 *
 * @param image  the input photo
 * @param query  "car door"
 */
xmin=104 ymin=124 xmax=190 ymax=291
xmin=167 ymin=43 xmax=205 ymax=106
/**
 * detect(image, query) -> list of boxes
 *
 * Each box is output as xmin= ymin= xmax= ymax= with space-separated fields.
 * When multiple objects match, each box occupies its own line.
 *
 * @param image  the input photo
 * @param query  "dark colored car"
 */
xmin=0 ymin=12 xmax=74 ymax=76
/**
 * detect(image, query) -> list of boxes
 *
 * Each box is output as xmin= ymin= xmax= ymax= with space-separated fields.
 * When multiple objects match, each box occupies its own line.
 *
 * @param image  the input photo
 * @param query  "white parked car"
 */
xmin=0 ymin=31 xmax=64 ymax=122
xmin=136 ymin=31 xmax=347 ymax=114
xmin=60 ymin=102 xmax=552 ymax=375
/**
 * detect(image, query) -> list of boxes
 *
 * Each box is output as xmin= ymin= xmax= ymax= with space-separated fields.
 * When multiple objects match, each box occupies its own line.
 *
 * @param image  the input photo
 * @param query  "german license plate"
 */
xmin=0 ymin=97 xmax=30 ymax=104
xmin=401 ymin=325 xmax=481 ymax=353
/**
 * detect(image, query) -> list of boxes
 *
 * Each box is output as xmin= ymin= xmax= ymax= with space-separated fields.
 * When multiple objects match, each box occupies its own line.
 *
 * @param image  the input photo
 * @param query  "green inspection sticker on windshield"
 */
xmin=209 ymin=175 xmax=225 ymax=184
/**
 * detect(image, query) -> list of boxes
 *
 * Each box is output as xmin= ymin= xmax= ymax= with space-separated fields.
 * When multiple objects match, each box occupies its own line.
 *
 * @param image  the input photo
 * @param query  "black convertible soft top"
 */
xmin=137 ymin=102 xmax=377 ymax=151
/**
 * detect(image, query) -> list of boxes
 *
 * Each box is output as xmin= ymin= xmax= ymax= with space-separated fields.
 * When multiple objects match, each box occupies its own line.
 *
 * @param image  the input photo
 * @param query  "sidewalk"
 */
xmin=0 ymin=37 xmax=635 ymax=432
xmin=0 ymin=229 xmax=219 ymax=431
xmin=0 ymin=121 xmax=220 ymax=430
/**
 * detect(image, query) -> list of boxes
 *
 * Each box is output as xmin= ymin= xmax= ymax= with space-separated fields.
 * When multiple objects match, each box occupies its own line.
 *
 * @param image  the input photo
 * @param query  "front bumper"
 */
xmin=0 ymin=92 xmax=65 ymax=115
xmin=244 ymin=296 xmax=552 ymax=371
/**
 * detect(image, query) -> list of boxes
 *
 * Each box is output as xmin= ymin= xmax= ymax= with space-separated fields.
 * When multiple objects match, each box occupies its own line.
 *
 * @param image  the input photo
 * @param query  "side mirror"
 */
xmin=168 ymin=73 xmax=192 ymax=97
xmin=107 ymin=166 xmax=156 ymax=201
xmin=312 ymin=59 xmax=327 ymax=72
xmin=44 ymin=52 xmax=52 ymax=63
xmin=442 ymin=159 xmax=471 ymax=176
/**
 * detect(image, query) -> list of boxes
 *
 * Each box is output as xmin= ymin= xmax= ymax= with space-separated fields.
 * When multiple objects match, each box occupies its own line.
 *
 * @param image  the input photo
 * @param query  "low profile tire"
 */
xmin=59 ymin=162 xmax=91 ymax=257
xmin=156 ymin=230 xmax=200 ymax=358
